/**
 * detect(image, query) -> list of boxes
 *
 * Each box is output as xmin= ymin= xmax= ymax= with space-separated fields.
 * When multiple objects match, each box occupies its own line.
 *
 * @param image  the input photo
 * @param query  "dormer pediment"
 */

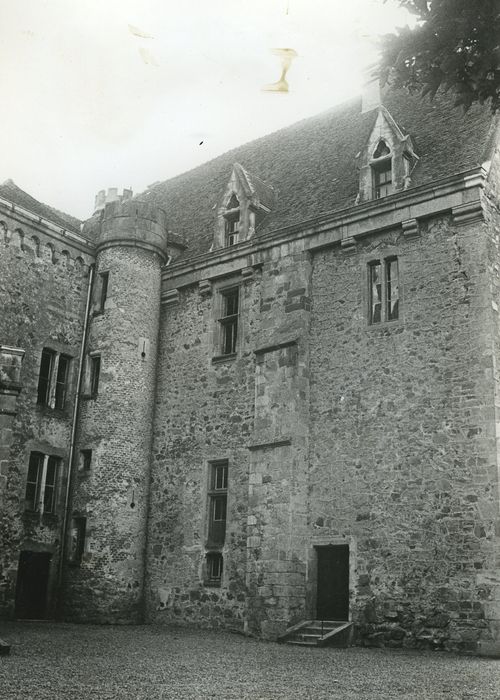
xmin=357 ymin=107 xmax=419 ymax=203
xmin=214 ymin=164 xmax=275 ymax=250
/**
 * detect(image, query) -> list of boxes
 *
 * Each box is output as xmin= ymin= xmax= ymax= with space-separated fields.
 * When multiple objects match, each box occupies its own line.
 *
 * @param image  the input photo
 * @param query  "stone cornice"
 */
xmin=0 ymin=197 xmax=94 ymax=256
xmin=162 ymin=167 xmax=487 ymax=291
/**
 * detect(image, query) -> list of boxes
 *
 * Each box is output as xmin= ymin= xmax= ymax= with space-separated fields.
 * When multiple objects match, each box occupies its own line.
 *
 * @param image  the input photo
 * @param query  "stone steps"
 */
xmin=278 ymin=620 xmax=353 ymax=647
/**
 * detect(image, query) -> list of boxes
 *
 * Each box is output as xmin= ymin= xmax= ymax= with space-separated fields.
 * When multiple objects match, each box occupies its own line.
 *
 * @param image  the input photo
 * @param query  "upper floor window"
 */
xmin=369 ymin=257 xmax=399 ymax=324
xmin=25 ymin=451 xmax=60 ymax=514
xmin=37 ymin=348 xmax=71 ymax=410
xmin=218 ymin=288 xmax=239 ymax=356
xmin=80 ymin=449 xmax=92 ymax=472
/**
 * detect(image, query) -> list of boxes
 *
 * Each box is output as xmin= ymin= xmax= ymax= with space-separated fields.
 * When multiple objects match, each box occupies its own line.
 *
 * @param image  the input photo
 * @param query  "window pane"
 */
xmin=213 ymin=496 xmax=227 ymax=522
xmin=224 ymin=289 xmax=239 ymax=316
xmin=81 ymin=450 xmax=92 ymax=471
xmin=37 ymin=349 xmax=54 ymax=405
xmin=369 ymin=263 xmax=382 ymax=324
xmin=386 ymin=258 xmax=399 ymax=321
xmin=25 ymin=452 xmax=43 ymax=510
xmin=222 ymin=319 xmax=237 ymax=354
xmin=44 ymin=457 xmax=58 ymax=513
xmin=55 ymin=355 xmax=70 ymax=409
xmin=212 ymin=463 xmax=228 ymax=490
xmin=206 ymin=552 xmax=223 ymax=581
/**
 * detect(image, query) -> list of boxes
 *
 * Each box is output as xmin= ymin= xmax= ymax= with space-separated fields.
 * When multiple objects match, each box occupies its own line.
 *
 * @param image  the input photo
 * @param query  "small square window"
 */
xmin=80 ymin=449 xmax=92 ymax=472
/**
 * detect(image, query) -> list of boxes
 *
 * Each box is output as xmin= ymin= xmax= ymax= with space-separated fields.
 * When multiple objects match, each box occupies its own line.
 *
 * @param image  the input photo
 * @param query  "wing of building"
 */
xmin=1 ymin=81 xmax=500 ymax=656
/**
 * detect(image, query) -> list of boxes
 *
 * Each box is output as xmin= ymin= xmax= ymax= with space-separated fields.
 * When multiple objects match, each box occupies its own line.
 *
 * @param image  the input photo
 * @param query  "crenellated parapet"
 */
xmin=95 ymin=200 xmax=169 ymax=262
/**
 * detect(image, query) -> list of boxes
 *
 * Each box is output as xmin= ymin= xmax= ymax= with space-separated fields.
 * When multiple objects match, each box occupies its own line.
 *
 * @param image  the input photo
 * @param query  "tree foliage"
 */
xmin=380 ymin=0 xmax=500 ymax=111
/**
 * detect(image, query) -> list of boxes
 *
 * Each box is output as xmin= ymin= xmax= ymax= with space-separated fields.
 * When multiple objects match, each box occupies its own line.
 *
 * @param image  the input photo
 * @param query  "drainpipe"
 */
xmin=56 ymin=262 xmax=95 ymax=614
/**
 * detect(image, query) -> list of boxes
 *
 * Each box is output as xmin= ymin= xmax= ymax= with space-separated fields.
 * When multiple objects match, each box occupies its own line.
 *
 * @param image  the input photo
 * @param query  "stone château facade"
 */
xmin=1 ymin=82 xmax=500 ymax=656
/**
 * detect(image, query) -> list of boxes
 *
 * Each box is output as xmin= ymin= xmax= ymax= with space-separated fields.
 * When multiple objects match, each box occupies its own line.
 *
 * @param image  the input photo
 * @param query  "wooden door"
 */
xmin=15 ymin=551 xmax=52 ymax=619
xmin=316 ymin=545 xmax=349 ymax=621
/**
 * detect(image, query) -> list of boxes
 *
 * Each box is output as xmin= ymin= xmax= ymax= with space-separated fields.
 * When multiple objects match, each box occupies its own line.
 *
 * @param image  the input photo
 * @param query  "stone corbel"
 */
xmin=241 ymin=266 xmax=254 ymax=281
xmin=340 ymin=236 xmax=356 ymax=254
xmin=198 ymin=279 xmax=212 ymax=298
xmin=162 ymin=289 xmax=179 ymax=307
xmin=451 ymin=200 xmax=484 ymax=226
xmin=401 ymin=218 xmax=419 ymax=239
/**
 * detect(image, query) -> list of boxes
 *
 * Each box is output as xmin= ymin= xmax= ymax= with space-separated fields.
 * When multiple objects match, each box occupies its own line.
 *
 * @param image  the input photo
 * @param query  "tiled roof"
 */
xmin=142 ymin=86 xmax=496 ymax=262
xmin=0 ymin=179 xmax=81 ymax=233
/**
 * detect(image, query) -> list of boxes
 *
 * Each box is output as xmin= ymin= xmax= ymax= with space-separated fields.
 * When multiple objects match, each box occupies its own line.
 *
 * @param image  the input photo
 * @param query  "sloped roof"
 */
xmin=142 ymin=86 xmax=496 ymax=262
xmin=0 ymin=179 xmax=81 ymax=233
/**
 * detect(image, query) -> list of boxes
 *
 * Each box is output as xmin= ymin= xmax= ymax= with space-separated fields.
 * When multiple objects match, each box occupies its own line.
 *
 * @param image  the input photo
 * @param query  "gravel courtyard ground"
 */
xmin=0 ymin=621 xmax=498 ymax=699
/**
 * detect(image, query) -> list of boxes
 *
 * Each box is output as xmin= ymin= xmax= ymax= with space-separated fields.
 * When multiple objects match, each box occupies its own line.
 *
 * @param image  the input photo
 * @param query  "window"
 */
xmin=224 ymin=193 xmax=240 ymax=247
xmin=70 ymin=517 xmax=86 ymax=564
xmin=371 ymin=139 xmax=392 ymax=199
xmin=225 ymin=217 xmax=240 ymax=247
xmin=37 ymin=348 xmax=71 ymax=409
xmin=218 ymin=288 xmax=239 ymax=356
xmin=25 ymin=452 xmax=60 ymax=514
xmin=94 ymin=271 xmax=109 ymax=315
xmin=369 ymin=257 xmax=399 ymax=324
xmin=80 ymin=449 xmax=92 ymax=472
xmin=373 ymin=160 xmax=392 ymax=199
xmin=89 ymin=355 xmax=101 ymax=396
xmin=208 ymin=461 xmax=228 ymax=546
xmin=205 ymin=552 xmax=223 ymax=585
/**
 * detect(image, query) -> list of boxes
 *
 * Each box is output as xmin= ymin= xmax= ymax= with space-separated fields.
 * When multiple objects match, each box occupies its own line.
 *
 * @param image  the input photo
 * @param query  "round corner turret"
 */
xmin=96 ymin=199 xmax=169 ymax=262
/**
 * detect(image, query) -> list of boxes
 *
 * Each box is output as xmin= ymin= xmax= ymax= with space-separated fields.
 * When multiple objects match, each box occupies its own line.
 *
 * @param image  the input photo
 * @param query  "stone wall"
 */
xmin=0 ymin=212 xmax=91 ymax=617
xmin=308 ymin=212 xmax=498 ymax=653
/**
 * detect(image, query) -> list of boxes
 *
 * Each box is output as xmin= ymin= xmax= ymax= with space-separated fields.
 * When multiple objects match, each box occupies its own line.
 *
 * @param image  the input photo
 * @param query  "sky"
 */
xmin=0 ymin=0 xmax=414 ymax=220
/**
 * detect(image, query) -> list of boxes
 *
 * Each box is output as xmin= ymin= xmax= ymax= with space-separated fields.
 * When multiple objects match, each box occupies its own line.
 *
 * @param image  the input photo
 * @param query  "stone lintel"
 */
xmin=248 ymin=437 xmax=292 ymax=451
xmin=254 ymin=339 xmax=297 ymax=356
xmin=401 ymin=218 xmax=419 ymax=238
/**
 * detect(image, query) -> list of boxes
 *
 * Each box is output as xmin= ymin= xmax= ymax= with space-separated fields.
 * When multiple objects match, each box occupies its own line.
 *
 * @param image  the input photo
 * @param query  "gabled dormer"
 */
xmin=214 ymin=163 xmax=275 ymax=249
xmin=357 ymin=107 xmax=419 ymax=204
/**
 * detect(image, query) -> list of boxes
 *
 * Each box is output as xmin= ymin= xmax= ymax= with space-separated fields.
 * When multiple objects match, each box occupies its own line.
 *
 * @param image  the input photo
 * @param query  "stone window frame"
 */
xmin=24 ymin=451 xmax=61 ymax=515
xmin=204 ymin=459 xmax=229 ymax=587
xmin=82 ymin=352 xmax=101 ymax=399
xmin=367 ymin=254 xmax=400 ymax=326
xmin=36 ymin=347 xmax=72 ymax=411
xmin=92 ymin=270 xmax=110 ymax=316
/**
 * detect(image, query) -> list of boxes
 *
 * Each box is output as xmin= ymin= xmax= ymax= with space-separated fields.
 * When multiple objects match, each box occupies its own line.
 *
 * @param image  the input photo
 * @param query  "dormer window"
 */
xmin=356 ymin=109 xmax=419 ymax=205
xmin=224 ymin=193 xmax=240 ymax=247
xmin=372 ymin=140 xmax=392 ymax=199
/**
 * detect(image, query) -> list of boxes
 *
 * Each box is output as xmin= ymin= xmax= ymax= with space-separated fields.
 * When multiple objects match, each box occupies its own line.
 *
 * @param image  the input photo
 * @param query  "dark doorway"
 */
xmin=316 ymin=545 xmax=349 ymax=620
xmin=15 ymin=551 xmax=52 ymax=619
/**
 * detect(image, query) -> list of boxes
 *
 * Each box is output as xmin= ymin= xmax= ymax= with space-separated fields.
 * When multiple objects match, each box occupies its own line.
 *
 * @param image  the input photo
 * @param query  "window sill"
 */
xmin=367 ymin=319 xmax=403 ymax=331
xmin=211 ymin=353 xmax=237 ymax=365
xmin=203 ymin=580 xmax=222 ymax=588
xmin=77 ymin=469 xmax=91 ymax=478
xmin=80 ymin=393 xmax=98 ymax=401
